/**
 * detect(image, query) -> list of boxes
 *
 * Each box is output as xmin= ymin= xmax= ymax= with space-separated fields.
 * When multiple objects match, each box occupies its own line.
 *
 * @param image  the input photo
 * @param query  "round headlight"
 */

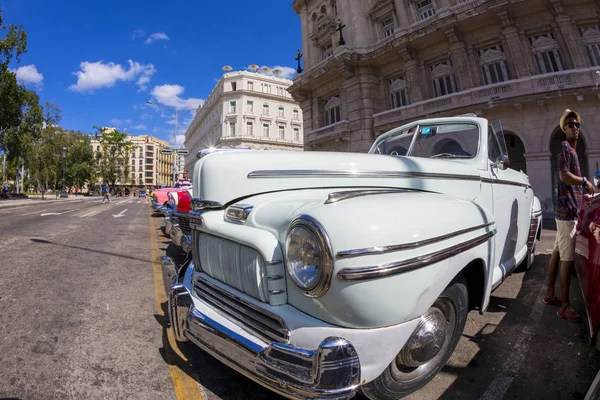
xmin=285 ymin=215 xmax=333 ymax=297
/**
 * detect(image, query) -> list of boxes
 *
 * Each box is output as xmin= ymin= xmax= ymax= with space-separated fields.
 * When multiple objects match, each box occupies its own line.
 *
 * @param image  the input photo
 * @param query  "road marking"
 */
xmin=40 ymin=209 xmax=77 ymax=216
xmin=80 ymin=211 xmax=99 ymax=218
xmin=112 ymin=209 xmax=128 ymax=218
xmin=149 ymin=209 xmax=204 ymax=400
xmin=23 ymin=209 xmax=46 ymax=215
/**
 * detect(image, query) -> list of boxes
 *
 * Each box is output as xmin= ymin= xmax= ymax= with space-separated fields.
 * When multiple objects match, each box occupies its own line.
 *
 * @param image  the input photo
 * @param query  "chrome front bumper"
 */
xmin=165 ymin=279 xmax=361 ymax=399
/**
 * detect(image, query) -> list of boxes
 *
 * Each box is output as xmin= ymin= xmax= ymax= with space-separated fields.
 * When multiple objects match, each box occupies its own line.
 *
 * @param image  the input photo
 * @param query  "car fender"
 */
xmin=279 ymin=190 xmax=495 ymax=328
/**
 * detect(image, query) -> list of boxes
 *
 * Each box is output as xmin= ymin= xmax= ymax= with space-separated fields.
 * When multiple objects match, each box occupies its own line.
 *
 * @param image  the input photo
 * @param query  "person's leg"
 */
xmin=559 ymin=260 xmax=573 ymax=309
xmin=546 ymin=248 xmax=560 ymax=298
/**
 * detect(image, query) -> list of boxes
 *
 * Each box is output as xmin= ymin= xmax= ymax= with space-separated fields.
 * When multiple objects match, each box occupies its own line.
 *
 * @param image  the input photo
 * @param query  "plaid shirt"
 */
xmin=555 ymin=140 xmax=583 ymax=220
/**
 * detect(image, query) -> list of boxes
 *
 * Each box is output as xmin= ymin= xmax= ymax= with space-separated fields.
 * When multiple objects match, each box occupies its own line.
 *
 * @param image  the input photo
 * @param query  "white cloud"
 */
xmin=268 ymin=65 xmax=297 ymax=79
xmin=137 ymin=75 xmax=151 ymax=91
xmin=132 ymin=124 xmax=147 ymax=130
xmin=152 ymin=127 xmax=161 ymax=133
xmin=132 ymin=29 xmax=146 ymax=40
xmin=69 ymin=59 xmax=157 ymax=93
xmin=150 ymin=84 xmax=204 ymax=111
xmin=140 ymin=113 xmax=152 ymax=120
xmin=175 ymin=134 xmax=185 ymax=145
xmin=110 ymin=118 xmax=122 ymax=126
xmin=10 ymin=64 xmax=44 ymax=88
xmin=144 ymin=32 xmax=170 ymax=45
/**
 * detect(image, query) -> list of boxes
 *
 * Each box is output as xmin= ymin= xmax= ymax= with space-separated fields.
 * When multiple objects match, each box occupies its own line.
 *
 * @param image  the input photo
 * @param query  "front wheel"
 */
xmin=361 ymin=275 xmax=469 ymax=400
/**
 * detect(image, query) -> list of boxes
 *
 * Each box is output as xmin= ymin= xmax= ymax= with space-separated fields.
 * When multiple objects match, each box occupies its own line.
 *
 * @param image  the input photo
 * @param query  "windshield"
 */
xmin=372 ymin=122 xmax=480 ymax=159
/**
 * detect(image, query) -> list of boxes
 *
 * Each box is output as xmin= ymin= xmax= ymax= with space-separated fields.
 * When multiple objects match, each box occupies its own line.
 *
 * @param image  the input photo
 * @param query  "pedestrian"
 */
xmin=176 ymin=170 xmax=192 ymax=190
xmin=545 ymin=109 xmax=596 ymax=322
xmin=102 ymin=184 xmax=111 ymax=203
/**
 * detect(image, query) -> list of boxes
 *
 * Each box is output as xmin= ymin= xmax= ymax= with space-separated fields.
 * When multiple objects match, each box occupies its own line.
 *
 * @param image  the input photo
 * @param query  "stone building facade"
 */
xmin=91 ymin=132 xmax=175 ymax=190
xmin=184 ymin=68 xmax=304 ymax=173
xmin=289 ymin=0 xmax=600 ymax=218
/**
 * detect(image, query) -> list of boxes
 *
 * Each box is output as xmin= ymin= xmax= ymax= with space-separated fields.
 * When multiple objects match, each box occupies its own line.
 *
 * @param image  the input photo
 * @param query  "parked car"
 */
xmin=162 ymin=116 xmax=542 ymax=399
xmin=151 ymin=183 xmax=192 ymax=213
xmin=575 ymin=194 xmax=600 ymax=347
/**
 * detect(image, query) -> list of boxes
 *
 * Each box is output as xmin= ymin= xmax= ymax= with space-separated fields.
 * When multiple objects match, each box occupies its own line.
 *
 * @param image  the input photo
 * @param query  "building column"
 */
xmin=342 ymin=67 xmax=380 ymax=151
xmin=502 ymin=27 xmax=532 ymax=78
xmin=446 ymin=28 xmax=473 ymax=90
xmin=586 ymin=150 xmax=600 ymax=184
xmin=524 ymin=152 xmax=554 ymax=218
xmin=555 ymin=15 xmax=588 ymax=68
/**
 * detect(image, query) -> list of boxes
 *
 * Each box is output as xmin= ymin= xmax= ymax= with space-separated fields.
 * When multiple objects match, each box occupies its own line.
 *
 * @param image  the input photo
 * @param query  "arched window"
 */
xmin=389 ymin=77 xmax=408 ymax=109
xmin=312 ymin=12 xmax=317 ymax=23
xmin=320 ymin=5 xmax=327 ymax=14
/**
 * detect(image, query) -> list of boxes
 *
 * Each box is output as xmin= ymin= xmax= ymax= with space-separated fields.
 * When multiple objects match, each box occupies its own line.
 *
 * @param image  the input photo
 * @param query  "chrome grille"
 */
xmin=194 ymin=276 xmax=290 ymax=344
xmin=196 ymin=232 xmax=268 ymax=302
xmin=177 ymin=214 xmax=192 ymax=235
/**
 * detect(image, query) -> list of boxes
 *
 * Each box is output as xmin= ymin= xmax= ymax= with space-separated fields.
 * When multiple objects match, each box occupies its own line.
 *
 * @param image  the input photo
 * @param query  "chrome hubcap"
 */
xmin=396 ymin=308 xmax=448 ymax=368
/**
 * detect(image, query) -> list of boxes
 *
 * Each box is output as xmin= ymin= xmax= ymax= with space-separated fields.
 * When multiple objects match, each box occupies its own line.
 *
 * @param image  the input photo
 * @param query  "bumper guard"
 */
xmin=166 ymin=282 xmax=361 ymax=399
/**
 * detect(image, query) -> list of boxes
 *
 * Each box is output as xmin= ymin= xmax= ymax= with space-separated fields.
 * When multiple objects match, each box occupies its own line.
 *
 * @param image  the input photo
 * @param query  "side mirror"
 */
xmin=492 ymin=155 xmax=510 ymax=170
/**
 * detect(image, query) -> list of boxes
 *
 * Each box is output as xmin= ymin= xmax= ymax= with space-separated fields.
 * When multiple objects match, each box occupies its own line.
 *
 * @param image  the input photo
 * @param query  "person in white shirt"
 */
xmin=176 ymin=170 xmax=192 ymax=189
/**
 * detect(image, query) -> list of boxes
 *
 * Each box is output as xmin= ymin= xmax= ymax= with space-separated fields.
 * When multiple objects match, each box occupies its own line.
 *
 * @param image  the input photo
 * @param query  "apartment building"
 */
xmin=90 ymin=132 xmax=175 ymax=190
xmin=184 ymin=66 xmax=304 ymax=172
xmin=289 ymin=0 xmax=600 ymax=217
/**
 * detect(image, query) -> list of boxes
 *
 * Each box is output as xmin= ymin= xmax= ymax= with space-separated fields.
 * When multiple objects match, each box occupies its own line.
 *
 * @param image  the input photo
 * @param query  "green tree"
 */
xmin=65 ymin=131 xmax=94 ymax=190
xmin=93 ymin=126 xmax=135 ymax=190
xmin=0 ymin=7 xmax=28 ymax=69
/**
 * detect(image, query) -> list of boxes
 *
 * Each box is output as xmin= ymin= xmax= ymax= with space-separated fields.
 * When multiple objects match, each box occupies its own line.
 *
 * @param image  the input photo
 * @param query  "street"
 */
xmin=0 ymin=198 xmax=598 ymax=400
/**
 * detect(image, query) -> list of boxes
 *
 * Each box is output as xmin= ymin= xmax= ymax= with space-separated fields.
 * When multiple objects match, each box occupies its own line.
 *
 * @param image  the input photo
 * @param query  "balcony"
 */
xmin=219 ymin=134 xmax=304 ymax=147
xmin=373 ymin=68 xmax=597 ymax=129
xmin=304 ymin=120 xmax=350 ymax=146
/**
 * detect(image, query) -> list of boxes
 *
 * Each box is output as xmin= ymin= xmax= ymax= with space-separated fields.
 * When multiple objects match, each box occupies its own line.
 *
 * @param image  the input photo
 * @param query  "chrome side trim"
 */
xmin=480 ymin=177 xmax=531 ymax=189
xmin=325 ymin=189 xmax=408 ymax=204
xmin=337 ymin=229 xmax=497 ymax=281
xmin=533 ymin=210 xmax=543 ymax=218
xmin=267 ymin=275 xmax=284 ymax=280
xmin=268 ymin=290 xmax=285 ymax=295
xmin=248 ymin=169 xmax=481 ymax=181
xmin=336 ymin=222 xmax=494 ymax=259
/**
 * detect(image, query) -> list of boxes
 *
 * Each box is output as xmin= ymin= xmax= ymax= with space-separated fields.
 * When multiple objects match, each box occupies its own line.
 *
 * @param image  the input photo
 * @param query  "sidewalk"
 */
xmin=0 ymin=195 xmax=97 ymax=210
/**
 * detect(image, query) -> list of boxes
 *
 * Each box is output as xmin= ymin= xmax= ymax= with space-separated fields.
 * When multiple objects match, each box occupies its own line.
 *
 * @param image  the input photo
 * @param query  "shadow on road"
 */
xmin=29 ymin=238 xmax=150 ymax=263
xmin=429 ymin=253 xmax=600 ymax=400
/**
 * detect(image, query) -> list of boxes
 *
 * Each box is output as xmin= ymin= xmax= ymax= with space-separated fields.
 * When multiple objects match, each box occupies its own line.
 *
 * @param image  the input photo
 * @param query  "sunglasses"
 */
xmin=565 ymin=122 xmax=581 ymax=129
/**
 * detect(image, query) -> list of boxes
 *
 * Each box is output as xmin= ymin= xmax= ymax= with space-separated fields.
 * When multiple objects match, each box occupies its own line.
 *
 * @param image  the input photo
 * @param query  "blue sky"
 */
xmin=2 ymin=0 xmax=301 ymax=145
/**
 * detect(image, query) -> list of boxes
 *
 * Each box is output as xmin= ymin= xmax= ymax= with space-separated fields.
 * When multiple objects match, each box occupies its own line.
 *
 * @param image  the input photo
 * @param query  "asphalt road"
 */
xmin=0 ymin=198 xmax=598 ymax=400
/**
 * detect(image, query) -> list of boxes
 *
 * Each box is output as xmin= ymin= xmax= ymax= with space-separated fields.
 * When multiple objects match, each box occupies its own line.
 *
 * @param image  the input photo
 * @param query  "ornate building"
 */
xmin=90 ymin=132 xmax=175 ymax=190
xmin=289 ymin=0 xmax=600 ymax=218
xmin=184 ymin=67 xmax=304 ymax=172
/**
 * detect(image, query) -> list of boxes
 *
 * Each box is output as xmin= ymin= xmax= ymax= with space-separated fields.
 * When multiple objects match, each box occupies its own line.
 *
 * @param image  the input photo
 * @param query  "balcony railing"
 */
xmin=219 ymin=134 xmax=303 ymax=145
xmin=304 ymin=120 xmax=350 ymax=146
xmin=373 ymin=68 xmax=596 ymax=129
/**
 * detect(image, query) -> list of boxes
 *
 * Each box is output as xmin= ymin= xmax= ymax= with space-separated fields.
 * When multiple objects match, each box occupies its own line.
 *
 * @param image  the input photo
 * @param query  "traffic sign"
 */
xmin=160 ymin=148 xmax=173 ymax=155
xmin=175 ymin=149 xmax=189 ymax=156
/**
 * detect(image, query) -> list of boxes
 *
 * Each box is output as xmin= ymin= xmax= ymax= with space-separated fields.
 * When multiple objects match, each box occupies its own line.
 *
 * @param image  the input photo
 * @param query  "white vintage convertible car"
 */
xmin=162 ymin=116 xmax=542 ymax=399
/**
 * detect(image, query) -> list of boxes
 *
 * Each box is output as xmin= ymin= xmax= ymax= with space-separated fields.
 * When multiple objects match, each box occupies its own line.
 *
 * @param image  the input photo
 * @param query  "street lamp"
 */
xmin=61 ymin=147 xmax=67 ymax=196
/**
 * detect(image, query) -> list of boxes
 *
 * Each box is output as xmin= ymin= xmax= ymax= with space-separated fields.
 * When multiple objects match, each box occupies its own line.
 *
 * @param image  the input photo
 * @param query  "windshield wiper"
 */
xmin=430 ymin=153 xmax=471 ymax=159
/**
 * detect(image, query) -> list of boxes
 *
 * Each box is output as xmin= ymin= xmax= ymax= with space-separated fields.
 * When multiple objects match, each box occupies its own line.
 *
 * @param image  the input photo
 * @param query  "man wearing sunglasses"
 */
xmin=545 ymin=109 xmax=596 ymax=322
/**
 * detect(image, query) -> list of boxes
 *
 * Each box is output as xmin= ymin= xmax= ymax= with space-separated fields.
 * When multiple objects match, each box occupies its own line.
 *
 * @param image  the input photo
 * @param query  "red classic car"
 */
xmin=151 ymin=183 xmax=192 ymax=211
xmin=575 ymin=193 xmax=600 ymax=349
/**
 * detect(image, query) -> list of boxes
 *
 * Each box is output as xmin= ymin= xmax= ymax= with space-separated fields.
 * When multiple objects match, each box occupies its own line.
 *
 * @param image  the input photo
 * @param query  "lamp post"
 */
xmin=295 ymin=50 xmax=304 ymax=74
xmin=336 ymin=19 xmax=346 ymax=46
xmin=61 ymin=147 xmax=67 ymax=196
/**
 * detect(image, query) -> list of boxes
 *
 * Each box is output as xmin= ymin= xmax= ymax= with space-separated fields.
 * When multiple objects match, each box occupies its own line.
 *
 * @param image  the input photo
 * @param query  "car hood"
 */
xmin=193 ymin=150 xmax=483 ymax=206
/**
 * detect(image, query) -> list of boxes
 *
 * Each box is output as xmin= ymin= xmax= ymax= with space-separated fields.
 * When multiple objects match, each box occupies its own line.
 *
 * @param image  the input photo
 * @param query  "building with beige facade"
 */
xmin=90 ymin=131 xmax=175 ymax=190
xmin=289 ymin=0 xmax=600 ymax=218
xmin=184 ymin=67 xmax=304 ymax=173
